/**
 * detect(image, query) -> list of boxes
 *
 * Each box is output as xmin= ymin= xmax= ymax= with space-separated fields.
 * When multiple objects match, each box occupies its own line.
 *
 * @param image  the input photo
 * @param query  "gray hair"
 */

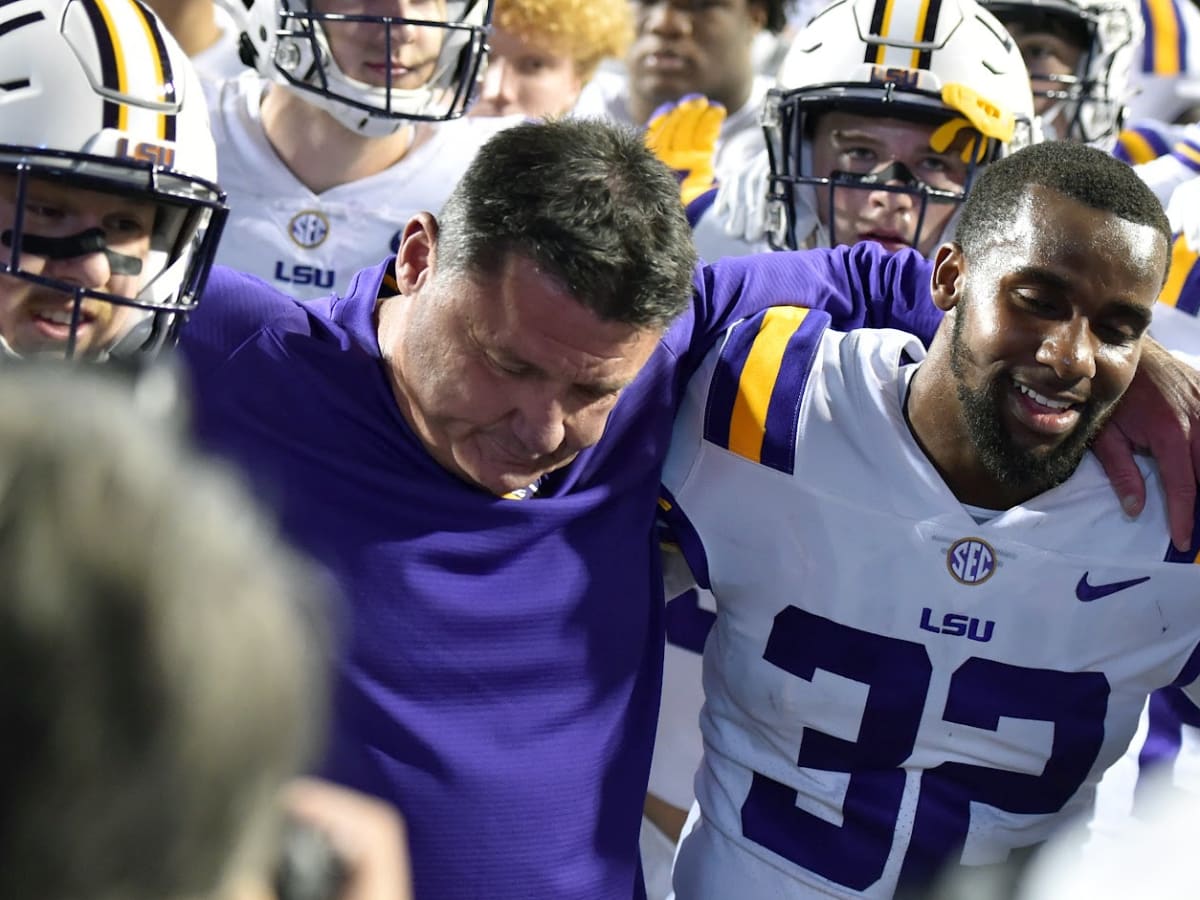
xmin=436 ymin=117 xmax=699 ymax=330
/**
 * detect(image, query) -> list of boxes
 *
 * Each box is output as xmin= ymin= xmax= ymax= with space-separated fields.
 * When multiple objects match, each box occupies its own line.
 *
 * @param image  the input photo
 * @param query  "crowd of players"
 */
xmin=8 ymin=0 xmax=1200 ymax=897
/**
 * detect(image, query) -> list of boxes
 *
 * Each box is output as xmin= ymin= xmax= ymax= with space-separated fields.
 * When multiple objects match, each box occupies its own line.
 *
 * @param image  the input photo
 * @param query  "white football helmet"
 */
xmin=983 ymin=0 xmax=1142 ymax=146
xmin=220 ymin=0 xmax=492 ymax=136
xmin=0 ymin=0 xmax=226 ymax=361
xmin=763 ymin=0 xmax=1038 ymax=252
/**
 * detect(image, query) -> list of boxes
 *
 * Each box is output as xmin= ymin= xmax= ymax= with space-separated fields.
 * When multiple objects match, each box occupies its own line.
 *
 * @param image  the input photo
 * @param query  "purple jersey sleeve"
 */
xmin=672 ymin=243 xmax=939 ymax=374
xmin=179 ymin=265 xmax=309 ymax=379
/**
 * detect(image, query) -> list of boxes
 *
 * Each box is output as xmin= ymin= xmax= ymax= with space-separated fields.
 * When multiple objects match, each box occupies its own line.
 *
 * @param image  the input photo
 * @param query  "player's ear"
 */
xmin=930 ymin=242 xmax=966 ymax=312
xmin=395 ymin=212 xmax=440 ymax=296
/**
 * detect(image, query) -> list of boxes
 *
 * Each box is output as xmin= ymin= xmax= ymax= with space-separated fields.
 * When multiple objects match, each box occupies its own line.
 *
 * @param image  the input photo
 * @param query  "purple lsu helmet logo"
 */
xmin=946 ymin=537 xmax=996 ymax=585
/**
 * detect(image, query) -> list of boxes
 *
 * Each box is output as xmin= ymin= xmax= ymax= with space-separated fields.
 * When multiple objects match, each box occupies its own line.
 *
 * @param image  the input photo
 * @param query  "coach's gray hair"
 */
xmin=436 ymin=117 xmax=699 ymax=330
xmin=0 ymin=366 xmax=328 ymax=900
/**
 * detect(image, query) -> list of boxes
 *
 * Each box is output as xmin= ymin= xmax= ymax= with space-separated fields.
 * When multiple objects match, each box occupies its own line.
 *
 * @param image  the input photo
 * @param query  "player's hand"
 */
xmin=1093 ymin=338 xmax=1200 ymax=552
xmin=1168 ymin=175 xmax=1200 ymax=252
xmin=280 ymin=777 xmax=413 ymax=900
xmin=644 ymin=94 xmax=727 ymax=207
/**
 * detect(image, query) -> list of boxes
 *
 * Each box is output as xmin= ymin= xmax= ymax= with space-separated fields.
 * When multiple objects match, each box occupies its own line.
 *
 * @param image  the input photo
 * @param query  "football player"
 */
xmin=0 ymin=0 xmax=226 ymax=361
xmin=760 ymin=0 xmax=1037 ymax=257
xmin=983 ymin=0 xmax=1200 ymax=209
xmin=640 ymin=2 xmax=1037 ymax=891
xmin=983 ymin=0 xmax=1140 ymax=147
xmin=983 ymin=0 xmax=1200 ymax=840
xmin=207 ymin=0 xmax=521 ymax=298
xmin=574 ymin=0 xmax=793 ymax=187
xmin=660 ymin=139 xmax=1197 ymax=900
xmin=684 ymin=0 xmax=1037 ymax=261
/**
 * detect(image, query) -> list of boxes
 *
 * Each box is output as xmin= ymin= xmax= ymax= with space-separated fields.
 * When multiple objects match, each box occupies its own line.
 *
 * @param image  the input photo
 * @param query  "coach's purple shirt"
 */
xmin=178 ymin=244 xmax=939 ymax=900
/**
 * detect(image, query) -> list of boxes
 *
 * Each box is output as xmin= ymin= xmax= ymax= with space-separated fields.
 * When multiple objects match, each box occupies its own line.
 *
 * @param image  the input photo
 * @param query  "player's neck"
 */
xmin=905 ymin=353 xmax=1046 ymax=512
xmin=260 ymin=85 xmax=423 ymax=194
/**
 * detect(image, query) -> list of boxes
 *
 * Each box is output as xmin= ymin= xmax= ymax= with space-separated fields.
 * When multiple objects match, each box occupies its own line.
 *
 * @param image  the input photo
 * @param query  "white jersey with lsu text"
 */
xmin=659 ymin=307 xmax=1200 ymax=899
xmin=207 ymin=72 xmax=520 ymax=299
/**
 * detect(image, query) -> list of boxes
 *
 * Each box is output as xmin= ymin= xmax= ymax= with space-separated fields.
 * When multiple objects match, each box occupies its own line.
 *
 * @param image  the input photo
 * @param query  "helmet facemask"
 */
xmin=764 ymin=87 xmax=1013 ymax=255
xmin=0 ymin=148 xmax=225 ymax=361
xmin=765 ymin=0 xmax=1038 ymax=256
xmin=0 ymin=0 xmax=228 ymax=362
xmin=985 ymin=0 xmax=1140 ymax=147
xmin=240 ymin=0 xmax=492 ymax=135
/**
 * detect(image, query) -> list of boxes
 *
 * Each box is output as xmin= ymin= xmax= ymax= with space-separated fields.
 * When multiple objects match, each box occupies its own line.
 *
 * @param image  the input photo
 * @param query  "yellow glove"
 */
xmin=644 ymin=94 xmax=727 ymax=207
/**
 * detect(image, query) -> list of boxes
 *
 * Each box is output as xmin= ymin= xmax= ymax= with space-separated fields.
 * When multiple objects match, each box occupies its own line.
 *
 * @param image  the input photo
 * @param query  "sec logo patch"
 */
xmin=288 ymin=210 xmax=330 ymax=249
xmin=946 ymin=537 xmax=996 ymax=585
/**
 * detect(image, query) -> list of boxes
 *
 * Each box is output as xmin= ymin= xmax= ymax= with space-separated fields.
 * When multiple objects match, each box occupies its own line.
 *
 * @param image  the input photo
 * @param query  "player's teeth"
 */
xmin=1016 ymin=383 xmax=1072 ymax=410
xmin=38 ymin=310 xmax=74 ymax=325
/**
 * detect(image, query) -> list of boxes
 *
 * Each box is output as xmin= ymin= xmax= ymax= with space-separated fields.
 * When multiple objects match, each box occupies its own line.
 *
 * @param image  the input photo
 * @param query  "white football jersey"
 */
xmin=208 ymin=72 xmax=520 ymax=299
xmin=660 ymin=307 xmax=1200 ymax=899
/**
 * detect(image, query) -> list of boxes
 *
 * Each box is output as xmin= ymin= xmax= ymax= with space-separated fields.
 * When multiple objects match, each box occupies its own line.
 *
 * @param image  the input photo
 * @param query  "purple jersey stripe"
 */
xmin=760 ymin=308 xmax=828 ymax=472
xmin=703 ymin=306 xmax=830 ymax=473
xmin=703 ymin=314 xmax=759 ymax=451
xmin=1142 ymin=0 xmax=1189 ymax=75
xmin=665 ymin=588 xmax=717 ymax=654
xmin=658 ymin=487 xmax=713 ymax=590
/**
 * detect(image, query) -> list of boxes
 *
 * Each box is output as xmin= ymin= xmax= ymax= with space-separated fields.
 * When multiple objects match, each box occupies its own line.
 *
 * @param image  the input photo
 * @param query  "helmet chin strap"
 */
xmin=107 ymin=316 xmax=155 ymax=360
xmin=1 ymin=227 xmax=143 ymax=276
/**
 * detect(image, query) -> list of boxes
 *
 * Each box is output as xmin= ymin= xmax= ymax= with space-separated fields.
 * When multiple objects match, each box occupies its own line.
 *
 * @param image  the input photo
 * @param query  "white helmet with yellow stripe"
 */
xmin=0 ymin=0 xmax=225 ymax=361
xmin=982 ymin=0 xmax=1141 ymax=146
xmin=763 ymin=0 xmax=1037 ymax=253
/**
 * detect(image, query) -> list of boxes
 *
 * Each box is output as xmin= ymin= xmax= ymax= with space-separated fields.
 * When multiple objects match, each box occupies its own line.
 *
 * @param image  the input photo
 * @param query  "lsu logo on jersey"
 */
xmin=272 ymin=262 xmax=335 ymax=289
xmin=946 ymin=537 xmax=996 ymax=585
xmin=288 ymin=210 xmax=330 ymax=249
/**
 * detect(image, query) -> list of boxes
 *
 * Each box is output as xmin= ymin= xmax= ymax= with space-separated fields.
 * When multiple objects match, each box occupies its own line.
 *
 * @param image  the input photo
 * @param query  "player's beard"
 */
xmin=948 ymin=297 xmax=1112 ymax=494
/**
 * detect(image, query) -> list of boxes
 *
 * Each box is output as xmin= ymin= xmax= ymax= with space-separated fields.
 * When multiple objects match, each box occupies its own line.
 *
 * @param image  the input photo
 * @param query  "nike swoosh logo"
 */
xmin=1075 ymin=573 xmax=1151 ymax=602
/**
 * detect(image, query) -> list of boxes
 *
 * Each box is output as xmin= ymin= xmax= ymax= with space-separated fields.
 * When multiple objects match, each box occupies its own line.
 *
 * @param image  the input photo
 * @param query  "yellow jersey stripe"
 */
xmin=1159 ymin=235 xmax=1198 ymax=308
xmin=1175 ymin=141 xmax=1200 ymax=168
xmin=727 ymin=308 xmax=808 ymax=462
xmin=1147 ymin=0 xmax=1184 ymax=74
xmin=1118 ymin=130 xmax=1161 ymax=165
